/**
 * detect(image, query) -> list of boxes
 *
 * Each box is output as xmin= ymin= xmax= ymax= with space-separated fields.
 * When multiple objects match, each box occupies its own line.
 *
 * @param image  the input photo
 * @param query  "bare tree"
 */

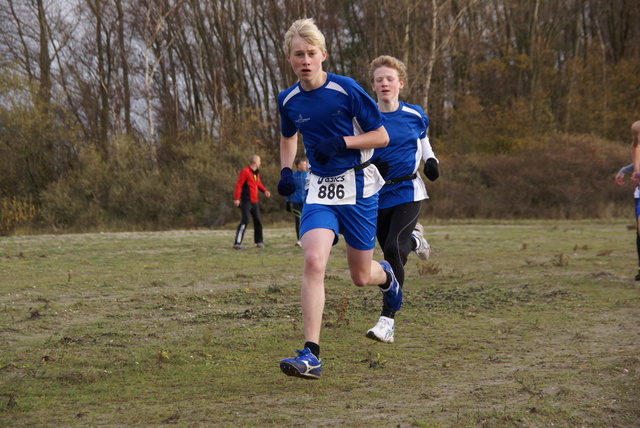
xmin=136 ymin=0 xmax=185 ymax=161
xmin=116 ymin=0 xmax=132 ymax=135
xmin=420 ymin=0 xmax=480 ymax=109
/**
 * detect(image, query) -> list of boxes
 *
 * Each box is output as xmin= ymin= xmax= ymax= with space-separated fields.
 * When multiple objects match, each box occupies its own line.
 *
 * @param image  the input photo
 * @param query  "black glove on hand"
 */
xmin=315 ymin=136 xmax=346 ymax=165
xmin=423 ymin=158 xmax=439 ymax=181
xmin=278 ymin=167 xmax=295 ymax=196
xmin=285 ymin=202 xmax=291 ymax=212
xmin=371 ymin=158 xmax=390 ymax=179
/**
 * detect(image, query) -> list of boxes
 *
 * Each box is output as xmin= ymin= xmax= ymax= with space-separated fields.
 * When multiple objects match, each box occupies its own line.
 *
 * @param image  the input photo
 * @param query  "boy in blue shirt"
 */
xmin=277 ymin=18 xmax=401 ymax=379
xmin=366 ymin=55 xmax=440 ymax=343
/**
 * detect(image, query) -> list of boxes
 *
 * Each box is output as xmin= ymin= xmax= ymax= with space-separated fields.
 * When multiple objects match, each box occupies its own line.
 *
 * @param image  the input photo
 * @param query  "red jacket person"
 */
xmin=233 ymin=155 xmax=271 ymax=249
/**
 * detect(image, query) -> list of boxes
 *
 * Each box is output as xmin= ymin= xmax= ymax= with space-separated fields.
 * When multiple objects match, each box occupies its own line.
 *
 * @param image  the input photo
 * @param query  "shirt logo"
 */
xmin=295 ymin=114 xmax=310 ymax=124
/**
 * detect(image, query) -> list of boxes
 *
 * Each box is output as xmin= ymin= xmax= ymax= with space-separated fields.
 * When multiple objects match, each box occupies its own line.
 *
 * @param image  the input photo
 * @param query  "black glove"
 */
xmin=277 ymin=167 xmax=295 ymax=196
xmin=315 ymin=136 xmax=346 ymax=165
xmin=371 ymin=158 xmax=390 ymax=179
xmin=423 ymin=158 xmax=439 ymax=181
xmin=285 ymin=202 xmax=291 ymax=212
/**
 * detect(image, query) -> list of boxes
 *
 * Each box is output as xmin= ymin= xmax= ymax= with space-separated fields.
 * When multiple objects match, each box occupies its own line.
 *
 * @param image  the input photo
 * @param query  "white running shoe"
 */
xmin=295 ymin=240 xmax=302 ymax=247
xmin=366 ymin=316 xmax=395 ymax=343
xmin=412 ymin=222 xmax=431 ymax=260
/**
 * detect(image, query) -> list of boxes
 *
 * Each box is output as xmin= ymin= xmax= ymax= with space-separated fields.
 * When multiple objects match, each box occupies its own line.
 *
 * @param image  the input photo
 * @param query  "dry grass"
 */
xmin=1 ymin=221 xmax=639 ymax=427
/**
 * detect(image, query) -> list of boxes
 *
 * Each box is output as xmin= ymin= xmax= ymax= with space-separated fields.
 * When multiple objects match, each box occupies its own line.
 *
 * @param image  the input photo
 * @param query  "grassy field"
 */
xmin=1 ymin=220 xmax=639 ymax=427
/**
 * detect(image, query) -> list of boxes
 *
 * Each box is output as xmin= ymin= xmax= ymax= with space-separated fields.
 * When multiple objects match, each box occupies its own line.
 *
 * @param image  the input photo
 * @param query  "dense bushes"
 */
xmin=26 ymin=132 xmax=634 ymax=234
xmin=424 ymin=134 xmax=631 ymax=219
xmin=0 ymin=98 xmax=633 ymax=234
xmin=36 ymin=134 xmax=284 ymax=233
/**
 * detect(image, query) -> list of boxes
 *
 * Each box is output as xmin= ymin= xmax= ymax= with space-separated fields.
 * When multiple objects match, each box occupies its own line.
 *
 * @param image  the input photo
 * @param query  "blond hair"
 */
xmin=284 ymin=18 xmax=326 ymax=54
xmin=368 ymin=55 xmax=407 ymax=84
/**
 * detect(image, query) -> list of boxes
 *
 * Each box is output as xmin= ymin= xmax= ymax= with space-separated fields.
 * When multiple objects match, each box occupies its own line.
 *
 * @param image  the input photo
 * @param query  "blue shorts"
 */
xmin=300 ymin=194 xmax=379 ymax=250
xmin=636 ymin=198 xmax=640 ymax=217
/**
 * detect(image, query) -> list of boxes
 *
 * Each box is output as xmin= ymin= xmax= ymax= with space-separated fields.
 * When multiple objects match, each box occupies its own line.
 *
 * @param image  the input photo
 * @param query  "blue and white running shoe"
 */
xmin=280 ymin=348 xmax=322 ymax=379
xmin=379 ymin=261 xmax=402 ymax=312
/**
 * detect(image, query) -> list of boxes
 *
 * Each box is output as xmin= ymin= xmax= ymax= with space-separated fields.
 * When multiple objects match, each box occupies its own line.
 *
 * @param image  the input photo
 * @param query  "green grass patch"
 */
xmin=1 ymin=222 xmax=639 ymax=426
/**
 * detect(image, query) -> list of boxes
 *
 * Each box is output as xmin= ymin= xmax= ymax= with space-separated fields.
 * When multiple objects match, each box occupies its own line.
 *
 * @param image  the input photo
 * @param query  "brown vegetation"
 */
xmin=0 ymin=1 xmax=639 ymax=234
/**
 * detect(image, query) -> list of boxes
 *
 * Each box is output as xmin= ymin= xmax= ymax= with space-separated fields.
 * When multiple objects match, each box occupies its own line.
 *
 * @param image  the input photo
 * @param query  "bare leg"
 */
xmin=300 ymin=228 xmax=334 ymax=344
xmin=345 ymin=245 xmax=387 ymax=287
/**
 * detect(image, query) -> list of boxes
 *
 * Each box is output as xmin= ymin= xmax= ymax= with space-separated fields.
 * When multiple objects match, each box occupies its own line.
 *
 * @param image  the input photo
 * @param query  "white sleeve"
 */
xmin=420 ymin=134 xmax=438 ymax=162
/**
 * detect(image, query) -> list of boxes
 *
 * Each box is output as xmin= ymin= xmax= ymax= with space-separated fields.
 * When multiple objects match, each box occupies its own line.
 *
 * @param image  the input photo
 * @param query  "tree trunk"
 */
xmin=36 ymin=0 xmax=51 ymax=105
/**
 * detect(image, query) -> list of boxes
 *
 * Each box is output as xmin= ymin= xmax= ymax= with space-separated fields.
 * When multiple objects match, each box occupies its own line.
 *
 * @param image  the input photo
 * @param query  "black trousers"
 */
xmin=234 ymin=202 xmax=263 ymax=245
xmin=635 ymin=198 xmax=640 ymax=266
xmin=292 ymin=202 xmax=303 ymax=239
xmin=376 ymin=200 xmax=422 ymax=288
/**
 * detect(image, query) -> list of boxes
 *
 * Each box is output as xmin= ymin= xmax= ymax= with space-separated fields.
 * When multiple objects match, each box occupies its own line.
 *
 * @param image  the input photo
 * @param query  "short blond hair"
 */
xmin=368 ymin=55 xmax=407 ymax=84
xmin=284 ymin=18 xmax=326 ymax=54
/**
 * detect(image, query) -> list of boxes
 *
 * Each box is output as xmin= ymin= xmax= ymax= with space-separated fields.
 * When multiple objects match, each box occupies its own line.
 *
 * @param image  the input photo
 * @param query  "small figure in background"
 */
xmin=233 ymin=155 xmax=271 ymax=249
xmin=285 ymin=158 xmax=309 ymax=247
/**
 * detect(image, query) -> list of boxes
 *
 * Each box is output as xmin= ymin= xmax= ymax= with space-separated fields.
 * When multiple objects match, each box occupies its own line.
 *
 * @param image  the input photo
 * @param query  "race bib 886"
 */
xmin=306 ymin=170 xmax=357 ymax=205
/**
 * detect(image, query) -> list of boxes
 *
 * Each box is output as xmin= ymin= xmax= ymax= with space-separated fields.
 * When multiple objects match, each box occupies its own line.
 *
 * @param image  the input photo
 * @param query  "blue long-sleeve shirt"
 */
xmin=286 ymin=170 xmax=309 ymax=204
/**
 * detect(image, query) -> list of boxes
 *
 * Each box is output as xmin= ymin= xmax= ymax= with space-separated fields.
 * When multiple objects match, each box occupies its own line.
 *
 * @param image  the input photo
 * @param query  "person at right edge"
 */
xmin=366 ymin=55 xmax=440 ymax=344
xmin=615 ymin=162 xmax=640 ymax=280
xmin=624 ymin=120 xmax=640 ymax=279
